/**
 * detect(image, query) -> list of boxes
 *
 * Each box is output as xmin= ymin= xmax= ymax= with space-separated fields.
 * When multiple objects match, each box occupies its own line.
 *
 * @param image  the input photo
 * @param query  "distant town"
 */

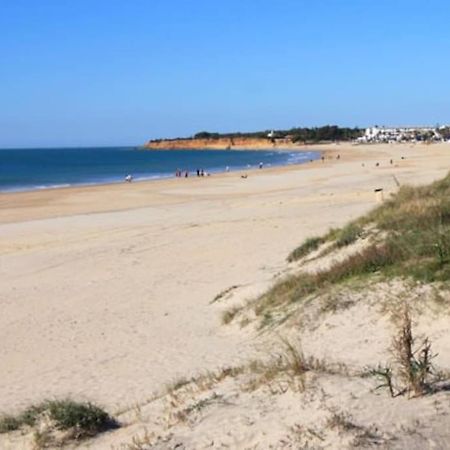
xmin=149 ymin=125 xmax=450 ymax=147
xmin=356 ymin=125 xmax=450 ymax=143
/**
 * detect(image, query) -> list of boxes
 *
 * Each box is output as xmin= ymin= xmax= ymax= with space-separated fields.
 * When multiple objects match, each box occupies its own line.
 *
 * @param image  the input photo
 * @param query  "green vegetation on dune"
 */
xmin=0 ymin=399 xmax=118 ymax=439
xmin=256 ymin=172 xmax=450 ymax=319
xmin=288 ymin=223 xmax=364 ymax=263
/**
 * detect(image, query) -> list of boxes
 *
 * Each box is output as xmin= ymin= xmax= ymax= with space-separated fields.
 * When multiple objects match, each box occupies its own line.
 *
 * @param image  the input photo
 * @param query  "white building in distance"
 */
xmin=358 ymin=125 xmax=445 ymax=143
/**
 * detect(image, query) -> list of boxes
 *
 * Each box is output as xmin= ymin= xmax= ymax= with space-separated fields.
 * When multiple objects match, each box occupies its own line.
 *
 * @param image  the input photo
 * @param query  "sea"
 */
xmin=0 ymin=146 xmax=320 ymax=193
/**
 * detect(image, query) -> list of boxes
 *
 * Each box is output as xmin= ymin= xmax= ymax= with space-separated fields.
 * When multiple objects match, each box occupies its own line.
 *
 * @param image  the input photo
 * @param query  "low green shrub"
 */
xmin=0 ymin=399 xmax=118 ymax=439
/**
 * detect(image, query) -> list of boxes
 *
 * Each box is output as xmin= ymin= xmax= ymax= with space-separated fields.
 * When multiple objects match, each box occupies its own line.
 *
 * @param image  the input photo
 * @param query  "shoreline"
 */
xmin=1 ymin=142 xmax=446 ymax=225
xmin=0 ymin=147 xmax=321 ymax=197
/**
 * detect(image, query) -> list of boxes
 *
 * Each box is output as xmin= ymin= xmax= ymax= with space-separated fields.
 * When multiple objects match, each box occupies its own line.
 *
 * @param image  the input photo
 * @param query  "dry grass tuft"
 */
xmin=391 ymin=307 xmax=435 ymax=396
xmin=369 ymin=307 xmax=437 ymax=398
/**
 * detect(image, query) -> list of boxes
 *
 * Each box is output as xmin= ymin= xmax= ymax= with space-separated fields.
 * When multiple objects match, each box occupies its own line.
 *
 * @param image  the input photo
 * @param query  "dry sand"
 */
xmin=1 ymin=143 xmax=450 ymax=448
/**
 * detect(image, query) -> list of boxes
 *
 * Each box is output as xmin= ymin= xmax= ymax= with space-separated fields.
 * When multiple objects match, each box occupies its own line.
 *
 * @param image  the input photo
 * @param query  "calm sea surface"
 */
xmin=0 ymin=147 xmax=320 ymax=193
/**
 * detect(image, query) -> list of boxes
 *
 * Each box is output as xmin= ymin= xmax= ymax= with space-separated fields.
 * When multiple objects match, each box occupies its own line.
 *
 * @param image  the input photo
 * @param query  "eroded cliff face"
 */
xmin=144 ymin=137 xmax=285 ymax=150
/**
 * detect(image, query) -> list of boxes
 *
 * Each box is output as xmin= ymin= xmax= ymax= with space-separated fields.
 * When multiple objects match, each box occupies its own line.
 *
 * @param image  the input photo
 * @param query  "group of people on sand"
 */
xmin=175 ymin=169 xmax=210 ymax=178
xmin=175 ymin=169 xmax=188 ymax=178
xmin=196 ymin=169 xmax=207 ymax=177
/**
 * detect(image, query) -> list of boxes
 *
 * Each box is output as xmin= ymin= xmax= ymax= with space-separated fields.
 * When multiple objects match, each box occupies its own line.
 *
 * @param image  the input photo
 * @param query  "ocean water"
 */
xmin=0 ymin=146 xmax=320 ymax=193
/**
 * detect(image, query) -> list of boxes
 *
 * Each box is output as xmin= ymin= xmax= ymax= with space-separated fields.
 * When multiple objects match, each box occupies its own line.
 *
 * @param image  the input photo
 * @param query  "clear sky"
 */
xmin=1 ymin=0 xmax=450 ymax=147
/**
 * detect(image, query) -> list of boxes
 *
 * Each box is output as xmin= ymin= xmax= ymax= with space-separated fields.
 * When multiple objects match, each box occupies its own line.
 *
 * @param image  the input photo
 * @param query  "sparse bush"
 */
xmin=46 ymin=400 xmax=117 ymax=437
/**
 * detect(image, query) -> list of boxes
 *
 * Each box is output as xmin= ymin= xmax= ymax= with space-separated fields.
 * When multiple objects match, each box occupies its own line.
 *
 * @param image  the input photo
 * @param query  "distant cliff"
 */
xmin=144 ymin=137 xmax=293 ymax=150
xmin=144 ymin=126 xmax=363 ymax=150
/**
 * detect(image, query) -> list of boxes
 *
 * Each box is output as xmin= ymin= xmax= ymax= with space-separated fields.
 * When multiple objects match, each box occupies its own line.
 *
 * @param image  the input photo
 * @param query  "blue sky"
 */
xmin=1 ymin=0 xmax=450 ymax=147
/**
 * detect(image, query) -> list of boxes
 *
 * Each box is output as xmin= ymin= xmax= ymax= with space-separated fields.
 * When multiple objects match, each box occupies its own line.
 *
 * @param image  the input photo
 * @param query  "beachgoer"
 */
xmin=185 ymin=171 xmax=188 ymax=178
xmin=201 ymin=169 xmax=204 ymax=176
xmin=259 ymin=162 xmax=263 ymax=169
xmin=125 ymin=174 xmax=133 ymax=183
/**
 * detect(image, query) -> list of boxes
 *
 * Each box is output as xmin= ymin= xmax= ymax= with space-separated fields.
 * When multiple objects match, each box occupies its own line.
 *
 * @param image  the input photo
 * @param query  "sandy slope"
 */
xmin=1 ymin=143 xmax=450 ymax=448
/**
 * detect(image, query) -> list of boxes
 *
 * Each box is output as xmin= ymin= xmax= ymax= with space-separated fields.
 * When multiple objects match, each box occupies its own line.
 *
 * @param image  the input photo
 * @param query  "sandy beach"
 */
xmin=2 ymin=142 xmax=450 ymax=448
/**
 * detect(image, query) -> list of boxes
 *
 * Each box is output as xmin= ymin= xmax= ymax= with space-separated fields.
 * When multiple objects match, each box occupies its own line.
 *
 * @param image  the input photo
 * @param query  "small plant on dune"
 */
xmin=391 ymin=308 xmax=435 ymax=397
xmin=369 ymin=365 xmax=396 ymax=398
xmin=45 ymin=399 xmax=118 ymax=437
xmin=370 ymin=307 xmax=436 ymax=398
xmin=280 ymin=337 xmax=309 ymax=378
xmin=241 ymin=338 xmax=311 ymax=393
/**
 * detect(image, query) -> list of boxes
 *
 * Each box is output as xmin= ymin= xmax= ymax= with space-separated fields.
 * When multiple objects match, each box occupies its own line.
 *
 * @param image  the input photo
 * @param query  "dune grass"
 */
xmin=287 ymin=236 xmax=325 ymax=262
xmin=288 ymin=224 xmax=364 ymax=263
xmin=257 ymin=173 xmax=450 ymax=319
